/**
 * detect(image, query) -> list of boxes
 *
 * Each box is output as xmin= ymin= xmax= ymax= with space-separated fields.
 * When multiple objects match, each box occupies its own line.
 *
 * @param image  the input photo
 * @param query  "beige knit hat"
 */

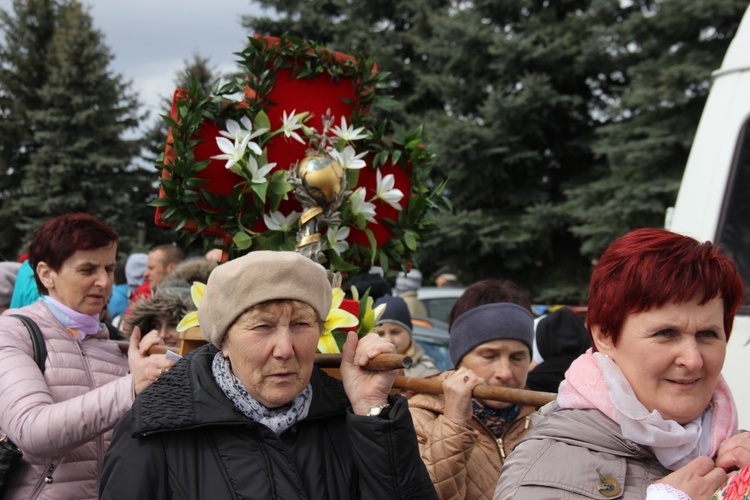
xmin=198 ymin=251 xmax=332 ymax=348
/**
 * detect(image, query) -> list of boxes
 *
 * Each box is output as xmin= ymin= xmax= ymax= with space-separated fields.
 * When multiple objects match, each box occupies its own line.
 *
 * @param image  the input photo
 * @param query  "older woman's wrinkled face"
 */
xmin=222 ymin=301 xmax=321 ymax=408
xmin=37 ymin=244 xmax=117 ymax=315
xmin=593 ymin=296 xmax=726 ymax=425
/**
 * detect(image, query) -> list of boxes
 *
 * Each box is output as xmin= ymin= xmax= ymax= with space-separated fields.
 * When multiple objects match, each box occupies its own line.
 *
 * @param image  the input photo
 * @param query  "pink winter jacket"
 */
xmin=0 ymin=301 xmax=134 ymax=500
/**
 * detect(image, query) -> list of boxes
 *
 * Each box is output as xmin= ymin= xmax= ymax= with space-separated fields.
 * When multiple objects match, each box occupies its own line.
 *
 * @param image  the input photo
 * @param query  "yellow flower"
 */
xmin=349 ymin=286 xmax=386 ymax=335
xmin=176 ymin=282 xmax=206 ymax=332
xmin=318 ymin=288 xmax=359 ymax=353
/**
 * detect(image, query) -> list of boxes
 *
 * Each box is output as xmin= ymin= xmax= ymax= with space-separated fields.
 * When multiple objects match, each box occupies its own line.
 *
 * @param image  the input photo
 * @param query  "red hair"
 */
xmin=588 ymin=228 xmax=745 ymax=347
xmin=28 ymin=213 xmax=119 ymax=294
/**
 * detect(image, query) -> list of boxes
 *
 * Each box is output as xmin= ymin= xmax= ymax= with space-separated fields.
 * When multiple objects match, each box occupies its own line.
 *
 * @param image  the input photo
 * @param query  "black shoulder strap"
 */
xmin=9 ymin=314 xmax=47 ymax=374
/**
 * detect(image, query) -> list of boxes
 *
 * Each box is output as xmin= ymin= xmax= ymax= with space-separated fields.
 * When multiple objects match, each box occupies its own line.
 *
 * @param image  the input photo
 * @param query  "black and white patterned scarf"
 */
xmin=212 ymin=351 xmax=312 ymax=435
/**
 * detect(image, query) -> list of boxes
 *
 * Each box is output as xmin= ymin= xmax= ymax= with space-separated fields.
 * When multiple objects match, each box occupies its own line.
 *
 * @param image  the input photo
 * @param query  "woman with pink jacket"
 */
xmin=0 ymin=213 xmax=172 ymax=499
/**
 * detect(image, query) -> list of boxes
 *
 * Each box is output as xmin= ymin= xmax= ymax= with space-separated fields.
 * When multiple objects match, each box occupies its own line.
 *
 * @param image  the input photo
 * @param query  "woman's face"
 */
xmin=150 ymin=315 xmax=180 ymax=347
xmin=592 ymin=296 xmax=726 ymax=424
xmin=373 ymin=322 xmax=411 ymax=354
xmin=37 ymin=244 xmax=117 ymax=315
xmin=459 ymin=339 xmax=531 ymax=409
xmin=221 ymin=301 xmax=320 ymax=408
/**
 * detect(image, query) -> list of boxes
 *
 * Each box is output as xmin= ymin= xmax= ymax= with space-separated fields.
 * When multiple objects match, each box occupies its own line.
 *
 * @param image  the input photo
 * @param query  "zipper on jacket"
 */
xmin=44 ymin=462 xmax=56 ymax=483
xmin=476 ymin=412 xmax=532 ymax=463
xmin=29 ymin=458 xmax=61 ymax=497
xmin=76 ymin=338 xmax=87 ymax=357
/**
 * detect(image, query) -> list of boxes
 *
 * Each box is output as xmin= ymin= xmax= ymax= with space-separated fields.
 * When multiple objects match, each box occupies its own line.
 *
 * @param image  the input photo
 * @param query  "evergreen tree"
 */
xmin=563 ymin=0 xmax=748 ymax=258
xmin=0 ymin=0 xmax=57 ymax=258
xmin=9 ymin=0 xmax=143 ymax=248
xmin=243 ymin=0 xmax=745 ymax=302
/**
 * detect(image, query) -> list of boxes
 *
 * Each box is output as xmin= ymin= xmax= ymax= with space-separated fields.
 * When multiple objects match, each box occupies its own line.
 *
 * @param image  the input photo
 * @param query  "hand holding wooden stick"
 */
xmin=114 ymin=342 xmax=555 ymax=406
xmin=115 ymin=343 xmax=413 ymax=371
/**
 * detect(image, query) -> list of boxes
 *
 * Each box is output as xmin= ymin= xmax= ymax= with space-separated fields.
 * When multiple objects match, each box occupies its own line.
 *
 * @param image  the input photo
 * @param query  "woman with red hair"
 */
xmin=0 ymin=213 xmax=172 ymax=499
xmin=496 ymin=228 xmax=750 ymax=500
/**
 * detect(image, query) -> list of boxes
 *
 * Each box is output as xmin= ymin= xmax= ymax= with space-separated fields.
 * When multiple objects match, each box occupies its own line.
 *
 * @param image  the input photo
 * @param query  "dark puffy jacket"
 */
xmin=100 ymin=345 xmax=437 ymax=500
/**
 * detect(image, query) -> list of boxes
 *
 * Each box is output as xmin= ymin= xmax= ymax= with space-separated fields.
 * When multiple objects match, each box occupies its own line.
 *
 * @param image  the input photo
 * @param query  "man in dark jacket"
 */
xmin=100 ymin=251 xmax=436 ymax=500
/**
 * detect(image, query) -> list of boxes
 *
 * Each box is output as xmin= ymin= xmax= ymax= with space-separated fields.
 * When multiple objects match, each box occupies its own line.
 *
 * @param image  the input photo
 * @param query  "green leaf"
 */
xmin=233 ymin=231 xmax=253 ymax=250
xmin=149 ymin=198 xmax=172 ymax=207
xmin=251 ymin=182 xmax=269 ymax=204
xmin=255 ymin=110 xmax=271 ymax=130
xmin=404 ymin=231 xmax=418 ymax=251
xmin=379 ymin=253 xmax=389 ymax=272
xmin=363 ymin=228 xmax=377 ymax=266
xmin=327 ymin=250 xmax=359 ymax=272
xmin=391 ymin=149 xmax=402 ymax=165
xmin=406 ymin=139 xmax=422 ymax=150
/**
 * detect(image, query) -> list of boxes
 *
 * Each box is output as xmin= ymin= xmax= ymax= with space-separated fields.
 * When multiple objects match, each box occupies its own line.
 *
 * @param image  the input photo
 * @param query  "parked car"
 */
xmin=416 ymin=286 xmax=465 ymax=323
xmin=412 ymin=316 xmax=452 ymax=371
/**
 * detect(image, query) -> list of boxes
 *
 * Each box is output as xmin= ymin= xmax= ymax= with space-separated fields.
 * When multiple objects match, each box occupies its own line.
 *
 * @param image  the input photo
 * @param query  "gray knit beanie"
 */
xmin=374 ymin=295 xmax=413 ymax=334
xmin=449 ymin=302 xmax=534 ymax=366
xmin=198 ymin=251 xmax=332 ymax=348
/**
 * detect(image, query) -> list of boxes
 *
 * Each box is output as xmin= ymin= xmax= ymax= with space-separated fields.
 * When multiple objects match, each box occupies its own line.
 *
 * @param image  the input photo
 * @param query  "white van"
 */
xmin=666 ymin=6 xmax=750 ymax=429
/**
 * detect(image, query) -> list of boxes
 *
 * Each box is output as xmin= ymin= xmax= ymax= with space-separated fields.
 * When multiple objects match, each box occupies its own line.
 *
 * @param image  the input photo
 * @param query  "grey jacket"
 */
xmin=494 ymin=401 xmax=670 ymax=499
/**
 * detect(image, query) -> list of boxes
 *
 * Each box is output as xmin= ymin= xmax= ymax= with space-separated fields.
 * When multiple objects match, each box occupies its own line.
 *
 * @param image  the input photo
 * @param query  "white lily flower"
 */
xmin=219 ymin=117 xmax=266 ymax=156
xmin=219 ymin=117 xmax=250 ymax=141
xmin=326 ymin=225 xmax=350 ymax=255
xmin=349 ymin=188 xmax=377 ymax=223
xmin=330 ymin=116 xmax=369 ymax=142
xmin=373 ymin=169 xmax=404 ymax=211
xmin=281 ymin=110 xmax=308 ymax=145
xmin=212 ymin=134 xmax=250 ymax=172
xmin=328 ymin=145 xmax=367 ymax=170
xmin=263 ymin=210 xmax=301 ymax=232
xmin=247 ymin=156 xmax=276 ymax=184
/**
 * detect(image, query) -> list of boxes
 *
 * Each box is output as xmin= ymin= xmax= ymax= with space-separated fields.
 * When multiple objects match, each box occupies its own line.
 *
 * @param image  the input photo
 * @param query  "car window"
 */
xmin=414 ymin=338 xmax=452 ymax=371
xmin=717 ymin=118 xmax=750 ymax=311
xmin=421 ymin=298 xmax=459 ymax=324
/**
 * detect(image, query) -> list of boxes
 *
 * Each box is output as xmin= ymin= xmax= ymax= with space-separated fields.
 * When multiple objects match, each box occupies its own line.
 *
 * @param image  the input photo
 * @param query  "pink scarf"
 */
xmin=558 ymin=349 xmax=737 ymax=470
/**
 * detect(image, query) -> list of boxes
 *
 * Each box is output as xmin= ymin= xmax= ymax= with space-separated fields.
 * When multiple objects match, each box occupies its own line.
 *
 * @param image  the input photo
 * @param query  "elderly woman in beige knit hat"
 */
xmin=101 ymin=251 xmax=437 ymax=500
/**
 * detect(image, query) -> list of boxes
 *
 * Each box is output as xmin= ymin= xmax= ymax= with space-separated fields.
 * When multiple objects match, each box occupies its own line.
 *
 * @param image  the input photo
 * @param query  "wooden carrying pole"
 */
xmin=115 ymin=343 xmax=555 ymax=406
xmin=392 ymin=376 xmax=556 ymax=408
xmin=114 ymin=343 xmax=412 ymax=371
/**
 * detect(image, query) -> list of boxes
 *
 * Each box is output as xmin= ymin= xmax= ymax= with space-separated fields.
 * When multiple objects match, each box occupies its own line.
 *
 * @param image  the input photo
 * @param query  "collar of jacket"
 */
xmin=130 ymin=344 xmax=351 ymax=436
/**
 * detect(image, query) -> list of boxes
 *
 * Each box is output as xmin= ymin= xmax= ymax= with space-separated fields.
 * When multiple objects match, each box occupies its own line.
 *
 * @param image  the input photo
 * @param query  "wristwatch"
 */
xmin=366 ymin=403 xmax=391 ymax=418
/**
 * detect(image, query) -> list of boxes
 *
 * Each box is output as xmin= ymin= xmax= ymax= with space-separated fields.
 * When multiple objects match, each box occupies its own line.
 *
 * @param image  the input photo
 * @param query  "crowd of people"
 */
xmin=0 ymin=212 xmax=748 ymax=499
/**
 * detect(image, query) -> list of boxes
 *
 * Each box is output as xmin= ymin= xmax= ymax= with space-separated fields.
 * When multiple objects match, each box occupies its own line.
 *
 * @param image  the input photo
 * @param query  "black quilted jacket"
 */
xmin=99 ymin=344 xmax=437 ymax=500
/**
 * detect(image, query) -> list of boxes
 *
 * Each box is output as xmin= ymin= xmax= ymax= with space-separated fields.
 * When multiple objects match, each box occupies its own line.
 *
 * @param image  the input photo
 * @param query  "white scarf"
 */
xmin=558 ymin=350 xmax=737 ymax=470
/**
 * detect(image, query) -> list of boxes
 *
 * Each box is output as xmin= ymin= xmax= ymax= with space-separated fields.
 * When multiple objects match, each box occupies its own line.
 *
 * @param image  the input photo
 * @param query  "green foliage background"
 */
xmin=0 ymin=0 xmax=746 ymax=302
xmin=243 ymin=0 xmax=746 ymax=302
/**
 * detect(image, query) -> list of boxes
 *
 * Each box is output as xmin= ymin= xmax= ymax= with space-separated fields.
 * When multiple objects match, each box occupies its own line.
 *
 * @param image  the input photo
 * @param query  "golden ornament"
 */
xmin=298 ymin=154 xmax=345 ymax=204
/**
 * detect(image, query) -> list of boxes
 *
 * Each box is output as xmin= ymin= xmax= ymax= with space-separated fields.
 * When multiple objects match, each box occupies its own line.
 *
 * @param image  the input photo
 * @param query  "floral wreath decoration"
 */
xmin=154 ymin=35 xmax=448 ymax=353
xmin=153 ymin=34 xmax=448 ymax=275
